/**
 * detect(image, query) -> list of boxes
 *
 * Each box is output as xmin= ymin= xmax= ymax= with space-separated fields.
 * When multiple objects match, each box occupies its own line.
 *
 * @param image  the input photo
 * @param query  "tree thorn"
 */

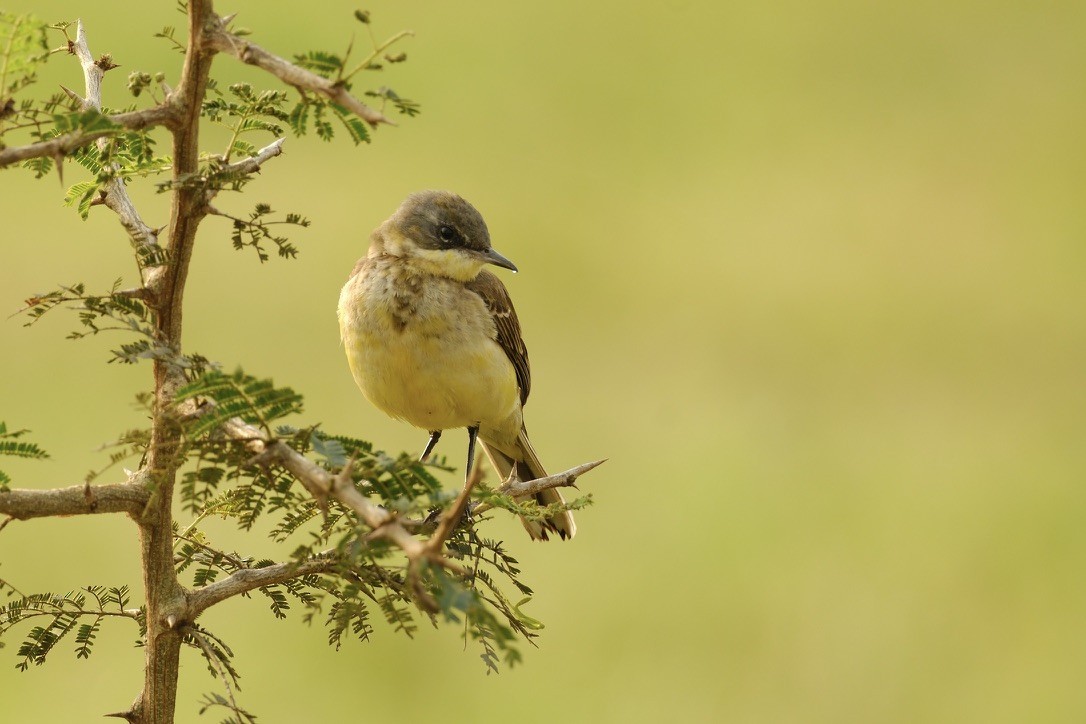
xmin=103 ymin=708 xmax=138 ymax=721
xmin=59 ymin=84 xmax=84 ymax=104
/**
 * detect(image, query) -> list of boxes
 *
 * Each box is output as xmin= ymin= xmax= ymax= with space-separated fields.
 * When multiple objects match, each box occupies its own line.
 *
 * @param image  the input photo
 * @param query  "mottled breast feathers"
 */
xmin=465 ymin=269 xmax=531 ymax=405
xmin=345 ymin=260 xmax=531 ymax=406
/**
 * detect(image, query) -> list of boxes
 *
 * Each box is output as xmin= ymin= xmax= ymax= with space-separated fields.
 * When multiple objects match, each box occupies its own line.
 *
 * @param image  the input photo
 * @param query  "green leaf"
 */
xmin=229 ymin=138 xmax=257 ymax=159
xmin=287 ymin=101 xmax=309 ymax=136
xmin=21 ymin=155 xmax=52 ymax=178
xmin=238 ymin=117 xmax=282 ymax=136
xmin=329 ymin=103 xmax=369 ymax=145
xmin=62 ymin=180 xmax=100 ymax=220
xmin=0 ymin=440 xmax=49 ymax=459
xmin=52 ymin=109 xmax=120 ymax=135
xmin=0 ymin=425 xmax=49 ymax=469
xmin=74 ymin=619 xmax=101 ymax=659
xmin=292 ymin=50 xmax=344 ymax=78
xmin=365 ymin=86 xmax=421 ymax=117
xmin=309 ymin=432 xmax=347 ymax=467
xmin=177 ymin=368 xmax=304 ymax=437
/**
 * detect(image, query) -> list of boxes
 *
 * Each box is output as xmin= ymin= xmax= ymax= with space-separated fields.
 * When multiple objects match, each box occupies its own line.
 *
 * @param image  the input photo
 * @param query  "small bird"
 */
xmin=337 ymin=191 xmax=576 ymax=540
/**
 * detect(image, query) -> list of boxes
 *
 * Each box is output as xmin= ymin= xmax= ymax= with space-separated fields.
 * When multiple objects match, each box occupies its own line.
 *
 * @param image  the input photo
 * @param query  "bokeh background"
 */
xmin=2 ymin=1 xmax=1085 ymax=721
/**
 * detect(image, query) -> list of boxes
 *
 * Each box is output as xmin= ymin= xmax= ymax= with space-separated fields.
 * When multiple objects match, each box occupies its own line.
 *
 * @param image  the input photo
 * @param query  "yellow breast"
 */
xmin=337 ymin=258 xmax=521 ymax=437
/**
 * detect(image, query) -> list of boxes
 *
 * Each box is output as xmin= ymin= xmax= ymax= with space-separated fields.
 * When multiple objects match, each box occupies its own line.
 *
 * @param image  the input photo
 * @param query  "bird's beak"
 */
xmin=481 ymin=247 xmax=518 ymax=273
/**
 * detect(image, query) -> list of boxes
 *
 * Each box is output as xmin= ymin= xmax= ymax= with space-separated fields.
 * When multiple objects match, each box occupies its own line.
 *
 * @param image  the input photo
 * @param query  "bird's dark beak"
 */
xmin=481 ymin=247 xmax=518 ymax=273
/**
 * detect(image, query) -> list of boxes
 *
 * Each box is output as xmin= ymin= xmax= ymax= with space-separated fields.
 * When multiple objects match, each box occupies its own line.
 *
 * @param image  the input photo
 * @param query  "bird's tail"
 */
xmin=479 ymin=430 xmax=576 ymax=541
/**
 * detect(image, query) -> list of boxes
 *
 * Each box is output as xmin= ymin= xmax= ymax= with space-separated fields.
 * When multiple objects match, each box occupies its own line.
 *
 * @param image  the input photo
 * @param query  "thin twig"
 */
xmin=186 ymin=627 xmax=241 ymax=716
xmin=472 ymin=459 xmax=606 ymax=515
xmin=205 ymin=137 xmax=286 ymax=208
xmin=0 ymin=605 xmax=141 ymax=624
xmin=426 ymin=474 xmax=479 ymax=557
xmin=205 ymin=26 xmax=393 ymax=126
xmin=186 ymin=554 xmax=336 ymax=616
xmin=217 ymin=415 xmax=471 ymax=599
xmin=173 ymin=532 xmax=249 ymax=571
xmin=342 ymin=29 xmax=414 ymax=80
xmin=70 ymin=19 xmax=164 ymax=289
xmin=0 ymin=105 xmax=174 ymax=167
xmin=221 ymin=417 xmax=417 ymax=548
xmin=214 ymin=137 xmax=285 ymax=177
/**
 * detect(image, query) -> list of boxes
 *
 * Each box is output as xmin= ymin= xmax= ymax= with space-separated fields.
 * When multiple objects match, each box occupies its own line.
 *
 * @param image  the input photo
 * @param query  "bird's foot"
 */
xmin=419 ymin=430 xmax=442 ymax=462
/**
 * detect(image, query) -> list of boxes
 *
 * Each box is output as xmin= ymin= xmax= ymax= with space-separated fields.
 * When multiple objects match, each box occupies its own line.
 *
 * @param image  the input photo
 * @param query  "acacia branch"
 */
xmin=186 ymin=554 xmax=335 ymax=617
xmin=505 ymin=459 xmax=605 ymax=498
xmin=219 ymin=416 xmax=428 ymax=560
xmin=215 ymin=136 xmax=284 ymax=177
xmin=69 ymin=20 xmax=163 ymax=289
xmin=0 ymin=481 xmax=150 ymax=521
xmin=468 ymin=459 xmax=604 ymax=516
xmin=0 ymin=105 xmax=174 ymax=168
xmin=71 ymin=21 xmax=104 ymax=108
xmin=205 ymin=137 xmax=286 ymax=209
xmin=205 ymin=27 xmax=392 ymax=127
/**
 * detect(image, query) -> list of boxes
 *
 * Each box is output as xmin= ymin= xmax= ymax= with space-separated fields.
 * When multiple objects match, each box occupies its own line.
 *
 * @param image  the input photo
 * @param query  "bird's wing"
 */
xmin=465 ymin=269 xmax=531 ymax=404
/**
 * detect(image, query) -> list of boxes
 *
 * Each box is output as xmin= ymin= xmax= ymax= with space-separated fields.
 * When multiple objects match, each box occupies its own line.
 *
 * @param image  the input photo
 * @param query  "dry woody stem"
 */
xmin=0 ymin=480 xmax=150 ymax=520
xmin=205 ymin=29 xmax=392 ymax=126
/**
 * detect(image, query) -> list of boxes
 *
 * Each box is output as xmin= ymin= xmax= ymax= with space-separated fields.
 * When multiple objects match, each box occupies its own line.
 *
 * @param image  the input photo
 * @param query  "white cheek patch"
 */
xmin=413 ymin=247 xmax=486 ymax=281
xmin=384 ymin=229 xmax=486 ymax=280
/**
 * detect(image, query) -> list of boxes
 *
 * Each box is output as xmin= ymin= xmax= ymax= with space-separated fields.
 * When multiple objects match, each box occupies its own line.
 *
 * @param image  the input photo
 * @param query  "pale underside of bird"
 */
xmin=337 ymin=190 xmax=575 ymax=540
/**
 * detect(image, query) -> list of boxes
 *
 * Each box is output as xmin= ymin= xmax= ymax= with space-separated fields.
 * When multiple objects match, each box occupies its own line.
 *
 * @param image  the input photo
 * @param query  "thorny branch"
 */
xmin=186 ymin=554 xmax=335 ymax=617
xmin=0 ymin=479 xmax=151 ymax=522
xmin=0 ymin=105 xmax=174 ymax=168
xmin=214 ymin=136 xmax=284 ymax=178
xmin=205 ymin=26 xmax=393 ymax=127
xmin=472 ymin=458 xmax=606 ymax=515
xmin=219 ymin=416 xmax=430 ymax=561
xmin=68 ymin=20 xmax=163 ymax=289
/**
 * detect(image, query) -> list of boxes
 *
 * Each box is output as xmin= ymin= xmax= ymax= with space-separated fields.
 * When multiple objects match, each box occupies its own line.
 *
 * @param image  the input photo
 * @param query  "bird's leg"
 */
xmin=426 ymin=426 xmax=480 ymax=554
xmin=419 ymin=430 xmax=442 ymax=462
xmin=464 ymin=425 xmax=478 ymax=484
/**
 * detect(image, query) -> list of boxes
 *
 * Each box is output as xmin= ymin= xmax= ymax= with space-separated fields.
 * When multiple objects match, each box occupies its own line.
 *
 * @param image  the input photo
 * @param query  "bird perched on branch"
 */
xmin=337 ymin=190 xmax=576 ymax=540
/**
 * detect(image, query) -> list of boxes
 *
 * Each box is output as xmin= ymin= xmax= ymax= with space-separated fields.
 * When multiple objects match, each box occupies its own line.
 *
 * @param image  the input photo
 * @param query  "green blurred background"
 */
xmin=3 ymin=0 xmax=1085 ymax=721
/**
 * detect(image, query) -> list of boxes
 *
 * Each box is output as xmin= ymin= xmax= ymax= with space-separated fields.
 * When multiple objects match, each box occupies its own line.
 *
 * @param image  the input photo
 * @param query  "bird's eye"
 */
xmin=438 ymin=225 xmax=457 ymax=244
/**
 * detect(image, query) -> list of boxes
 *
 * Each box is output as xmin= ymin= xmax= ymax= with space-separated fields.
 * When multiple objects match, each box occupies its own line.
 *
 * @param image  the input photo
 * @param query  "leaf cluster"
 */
xmin=0 ymin=422 xmax=49 ymax=492
xmin=203 ymin=82 xmax=290 ymax=161
xmin=61 ymin=119 xmax=172 ymax=214
xmin=289 ymin=14 xmax=420 ymax=132
xmin=171 ymin=369 xmax=546 ymax=671
xmin=476 ymin=482 xmax=595 ymax=527
xmin=0 ymin=581 xmax=142 ymax=669
xmin=365 ymin=86 xmax=420 ymax=118
xmin=18 ymin=280 xmax=197 ymax=366
xmin=223 ymin=202 xmax=308 ymax=262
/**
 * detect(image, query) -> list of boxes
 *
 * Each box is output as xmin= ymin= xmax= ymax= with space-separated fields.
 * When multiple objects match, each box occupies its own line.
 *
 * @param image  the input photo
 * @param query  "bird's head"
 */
xmin=375 ymin=190 xmax=517 ymax=280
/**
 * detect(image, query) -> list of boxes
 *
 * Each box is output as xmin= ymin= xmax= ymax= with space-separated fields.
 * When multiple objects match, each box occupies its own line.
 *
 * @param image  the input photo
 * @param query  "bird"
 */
xmin=336 ymin=190 xmax=576 ymax=540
